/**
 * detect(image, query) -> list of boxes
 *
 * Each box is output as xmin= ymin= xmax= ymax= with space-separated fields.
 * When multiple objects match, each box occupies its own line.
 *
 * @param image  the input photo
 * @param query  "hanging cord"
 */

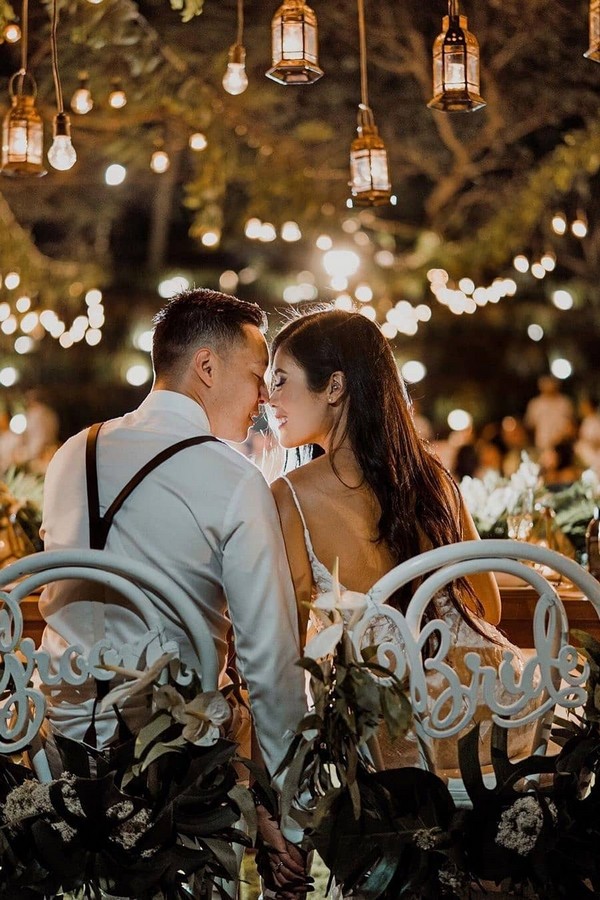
xmin=357 ymin=0 xmax=369 ymax=109
xmin=449 ymin=0 xmax=459 ymax=18
xmin=236 ymin=0 xmax=244 ymax=47
xmin=50 ymin=0 xmax=64 ymax=113
xmin=16 ymin=0 xmax=28 ymax=92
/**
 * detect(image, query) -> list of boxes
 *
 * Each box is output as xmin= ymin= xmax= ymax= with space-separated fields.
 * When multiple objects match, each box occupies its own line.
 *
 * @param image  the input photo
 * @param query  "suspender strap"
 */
xmin=85 ymin=422 xmax=219 ymax=550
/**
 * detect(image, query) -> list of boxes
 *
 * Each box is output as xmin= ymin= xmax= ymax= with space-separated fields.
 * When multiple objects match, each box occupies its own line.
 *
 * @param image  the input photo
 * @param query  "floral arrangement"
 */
xmin=459 ymin=455 xmax=600 ymax=559
xmin=0 ymin=466 xmax=44 ymax=564
xmin=0 ymin=654 xmax=254 ymax=899
xmin=282 ymin=587 xmax=600 ymax=899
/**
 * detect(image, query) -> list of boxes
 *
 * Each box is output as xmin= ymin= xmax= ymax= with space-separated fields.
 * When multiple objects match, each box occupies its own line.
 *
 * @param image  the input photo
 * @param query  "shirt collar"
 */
xmin=138 ymin=390 xmax=212 ymax=433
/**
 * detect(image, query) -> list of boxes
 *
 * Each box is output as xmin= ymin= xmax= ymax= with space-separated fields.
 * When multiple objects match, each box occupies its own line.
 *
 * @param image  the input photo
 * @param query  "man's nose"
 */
xmin=258 ymin=381 xmax=269 ymax=404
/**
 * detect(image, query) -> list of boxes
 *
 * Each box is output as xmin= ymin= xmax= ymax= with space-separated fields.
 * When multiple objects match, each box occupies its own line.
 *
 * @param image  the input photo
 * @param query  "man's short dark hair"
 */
xmin=152 ymin=288 xmax=267 ymax=376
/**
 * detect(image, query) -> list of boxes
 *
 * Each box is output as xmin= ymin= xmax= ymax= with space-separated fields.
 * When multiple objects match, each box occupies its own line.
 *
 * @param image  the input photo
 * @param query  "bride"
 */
xmin=268 ymin=308 xmax=535 ymax=774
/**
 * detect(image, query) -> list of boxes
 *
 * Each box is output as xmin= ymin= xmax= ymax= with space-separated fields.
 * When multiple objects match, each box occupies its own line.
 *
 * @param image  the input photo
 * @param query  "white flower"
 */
xmin=495 ymin=796 xmax=556 ymax=856
xmin=304 ymin=560 xmax=368 ymax=660
xmin=172 ymin=690 xmax=231 ymax=746
xmin=100 ymin=652 xmax=175 ymax=712
xmin=510 ymin=452 xmax=540 ymax=493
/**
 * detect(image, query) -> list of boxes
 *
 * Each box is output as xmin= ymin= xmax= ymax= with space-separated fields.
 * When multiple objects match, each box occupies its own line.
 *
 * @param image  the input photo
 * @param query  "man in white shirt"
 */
xmin=40 ymin=288 xmax=309 ymax=895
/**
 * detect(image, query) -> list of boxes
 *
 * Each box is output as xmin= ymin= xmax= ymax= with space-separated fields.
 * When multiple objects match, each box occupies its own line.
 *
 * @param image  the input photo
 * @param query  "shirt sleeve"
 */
xmin=221 ymin=465 xmax=308 ymax=783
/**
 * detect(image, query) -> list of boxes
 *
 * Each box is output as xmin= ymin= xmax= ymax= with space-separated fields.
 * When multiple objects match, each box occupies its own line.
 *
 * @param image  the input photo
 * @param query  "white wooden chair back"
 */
xmin=350 ymin=540 xmax=600 ymax=803
xmin=0 ymin=549 xmax=219 ymax=782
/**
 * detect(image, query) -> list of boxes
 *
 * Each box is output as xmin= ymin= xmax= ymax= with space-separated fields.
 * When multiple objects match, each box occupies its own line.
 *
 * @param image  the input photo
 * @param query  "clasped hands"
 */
xmin=254 ymin=802 xmax=314 ymax=899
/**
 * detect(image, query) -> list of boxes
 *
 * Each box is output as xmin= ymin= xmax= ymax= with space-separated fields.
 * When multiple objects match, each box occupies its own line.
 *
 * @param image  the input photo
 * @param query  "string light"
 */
xmin=349 ymin=0 xmax=391 ymax=206
xmin=428 ymin=0 xmax=485 ymax=112
xmin=150 ymin=148 xmax=170 ymax=173
xmin=108 ymin=79 xmax=127 ymax=109
xmin=266 ymin=0 xmax=323 ymax=85
xmin=3 ymin=23 xmax=21 ymax=43
xmin=223 ymin=0 xmax=248 ymax=95
xmin=70 ymin=71 xmax=93 ymax=115
xmin=47 ymin=0 xmax=77 ymax=171
xmin=1 ymin=0 xmax=45 ymax=176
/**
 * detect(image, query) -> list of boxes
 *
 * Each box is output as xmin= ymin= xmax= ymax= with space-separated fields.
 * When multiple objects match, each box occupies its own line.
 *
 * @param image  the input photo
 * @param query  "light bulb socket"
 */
xmin=228 ymin=43 xmax=246 ymax=65
xmin=53 ymin=111 xmax=71 ymax=138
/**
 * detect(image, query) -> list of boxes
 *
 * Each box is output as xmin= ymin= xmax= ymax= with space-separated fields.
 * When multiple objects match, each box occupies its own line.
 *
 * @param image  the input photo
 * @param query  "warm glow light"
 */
xmin=150 ymin=150 xmax=170 ymax=174
xmin=334 ymin=294 xmax=353 ymax=311
xmin=541 ymin=252 xmax=556 ymax=271
xmin=447 ymin=409 xmax=472 ymax=431
xmin=158 ymin=275 xmax=189 ymax=298
xmin=223 ymin=45 xmax=249 ymax=95
xmin=14 ymin=335 xmax=33 ymax=353
xmin=10 ymin=413 xmax=27 ymax=434
xmin=201 ymin=230 xmax=220 ymax=247
xmin=219 ymin=270 xmax=239 ymax=292
xmin=126 ymin=363 xmax=151 ymax=386
xmin=20 ymin=311 xmax=38 ymax=332
xmin=105 ymin=164 xmax=126 ymax=185
xmin=4 ymin=23 xmax=21 ymax=43
xmin=1 ymin=316 xmax=17 ymax=334
xmin=135 ymin=329 xmax=153 ymax=352
xmin=380 ymin=322 xmax=397 ymax=340
xmin=527 ymin=323 xmax=544 ymax=341
xmin=571 ymin=218 xmax=588 ymax=238
xmin=401 ymin=360 xmax=426 ymax=383
xmin=59 ymin=332 xmax=73 ymax=348
xmin=47 ymin=125 xmax=77 ymax=171
xmin=513 ymin=254 xmax=529 ymax=273
xmin=259 ymin=223 xmax=277 ymax=242
xmin=551 ymin=358 xmax=572 ymax=379
xmin=71 ymin=84 xmax=93 ymax=115
xmin=281 ymin=221 xmax=302 ymax=241
xmin=189 ymin=132 xmax=207 ymax=151
xmin=85 ymin=328 xmax=102 ymax=346
xmin=0 ymin=366 xmax=18 ymax=386
xmin=4 ymin=271 xmax=20 ymax=289
xmin=354 ymin=284 xmax=373 ymax=303
xmin=323 ymin=249 xmax=360 ymax=278
xmin=108 ymin=86 xmax=127 ymax=109
xmin=85 ymin=288 xmax=102 ymax=306
xmin=316 ymin=234 xmax=332 ymax=250
xmin=15 ymin=295 xmax=31 ymax=312
xmin=551 ymin=213 xmax=567 ymax=235
xmin=458 ymin=277 xmax=475 ymax=294
xmin=531 ymin=262 xmax=545 ymax=279
xmin=0 ymin=303 xmax=9 ymax=321
xmin=552 ymin=289 xmax=574 ymax=310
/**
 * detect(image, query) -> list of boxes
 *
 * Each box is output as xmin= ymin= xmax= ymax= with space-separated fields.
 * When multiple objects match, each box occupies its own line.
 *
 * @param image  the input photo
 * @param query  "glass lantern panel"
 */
xmin=281 ymin=22 xmax=304 ymax=59
xmin=466 ymin=50 xmax=479 ymax=91
xmin=351 ymin=150 xmax=374 ymax=194
xmin=304 ymin=22 xmax=317 ymax=62
xmin=272 ymin=23 xmax=282 ymax=63
xmin=8 ymin=121 xmax=29 ymax=160
xmin=369 ymin=149 xmax=390 ymax=191
xmin=443 ymin=46 xmax=466 ymax=90
xmin=432 ymin=51 xmax=443 ymax=96
xmin=591 ymin=0 xmax=600 ymax=46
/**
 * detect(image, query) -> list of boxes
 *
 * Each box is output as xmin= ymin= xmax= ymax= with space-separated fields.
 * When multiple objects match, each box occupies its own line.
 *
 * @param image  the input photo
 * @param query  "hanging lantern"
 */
xmin=349 ymin=105 xmax=391 ymax=206
xmin=428 ymin=1 xmax=485 ymax=112
xmin=585 ymin=0 xmax=600 ymax=61
xmin=1 ymin=71 xmax=45 ymax=176
xmin=266 ymin=0 xmax=323 ymax=85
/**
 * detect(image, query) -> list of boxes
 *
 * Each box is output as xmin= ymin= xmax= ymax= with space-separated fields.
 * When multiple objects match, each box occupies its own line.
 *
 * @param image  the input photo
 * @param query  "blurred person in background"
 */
xmin=524 ymin=375 xmax=575 ymax=452
xmin=575 ymin=396 xmax=600 ymax=475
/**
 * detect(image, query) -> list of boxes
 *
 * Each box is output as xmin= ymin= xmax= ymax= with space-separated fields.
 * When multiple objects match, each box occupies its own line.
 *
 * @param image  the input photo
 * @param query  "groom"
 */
xmin=39 ymin=288 xmax=309 ymax=894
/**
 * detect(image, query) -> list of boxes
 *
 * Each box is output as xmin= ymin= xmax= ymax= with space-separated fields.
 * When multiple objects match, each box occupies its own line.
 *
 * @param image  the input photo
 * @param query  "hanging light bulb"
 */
xmin=48 ymin=111 xmax=76 ymax=170
xmin=47 ymin=0 xmax=76 ymax=171
xmin=150 ymin=148 xmax=170 ymax=173
xmin=266 ymin=0 xmax=323 ymax=85
xmin=348 ymin=0 xmax=390 ymax=206
xmin=428 ymin=0 xmax=485 ymax=112
xmin=585 ymin=0 xmax=600 ymax=61
xmin=108 ymin=79 xmax=127 ymax=109
xmin=2 ymin=0 xmax=45 ymax=176
xmin=223 ymin=45 xmax=249 ymax=95
xmin=70 ymin=71 xmax=93 ymax=114
xmin=3 ymin=22 xmax=21 ymax=43
xmin=223 ymin=0 xmax=248 ymax=95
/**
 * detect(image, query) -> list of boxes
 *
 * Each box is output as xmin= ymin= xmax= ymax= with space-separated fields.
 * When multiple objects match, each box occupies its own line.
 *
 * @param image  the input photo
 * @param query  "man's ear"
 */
xmin=327 ymin=371 xmax=346 ymax=405
xmin=194 ymin=347 xmax=215 ymax=388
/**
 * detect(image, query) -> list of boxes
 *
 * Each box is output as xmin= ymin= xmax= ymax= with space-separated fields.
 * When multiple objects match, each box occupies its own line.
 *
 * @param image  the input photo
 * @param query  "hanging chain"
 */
xmin=357 ymin=0 xmax=369 ymax=109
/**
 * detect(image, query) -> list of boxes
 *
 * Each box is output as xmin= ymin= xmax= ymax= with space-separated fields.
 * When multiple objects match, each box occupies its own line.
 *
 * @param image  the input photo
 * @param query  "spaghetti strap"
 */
xmin=280 ymin=476 xmax=310 ymax=533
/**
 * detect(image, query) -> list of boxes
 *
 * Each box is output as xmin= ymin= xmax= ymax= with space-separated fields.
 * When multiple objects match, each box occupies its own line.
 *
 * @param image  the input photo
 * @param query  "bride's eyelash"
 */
xmin=271 ymin=378 xmax=284 ymax=389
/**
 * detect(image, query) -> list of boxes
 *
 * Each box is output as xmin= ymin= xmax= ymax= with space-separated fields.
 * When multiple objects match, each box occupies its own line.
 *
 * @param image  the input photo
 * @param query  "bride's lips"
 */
xmin=275 ymin=416 xmax=288 ymax=428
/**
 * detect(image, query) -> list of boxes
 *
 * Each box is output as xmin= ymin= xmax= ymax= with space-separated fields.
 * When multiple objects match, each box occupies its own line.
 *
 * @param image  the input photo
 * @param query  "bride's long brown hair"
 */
xmin=272 ymin=309 xmax=483 ymax=620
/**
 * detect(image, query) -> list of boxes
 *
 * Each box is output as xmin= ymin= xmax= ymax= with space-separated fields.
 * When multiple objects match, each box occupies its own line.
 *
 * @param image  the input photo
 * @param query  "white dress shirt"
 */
xmin=40 ymin=390 xmax=307 ymax=783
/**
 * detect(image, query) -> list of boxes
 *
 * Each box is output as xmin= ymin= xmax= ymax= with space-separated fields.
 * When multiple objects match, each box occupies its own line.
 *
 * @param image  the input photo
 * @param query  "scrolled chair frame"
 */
xmin=349 ymin=539 xmax=600 ymax=792
xmin=0 ymin=549 xmax=219 ymax=781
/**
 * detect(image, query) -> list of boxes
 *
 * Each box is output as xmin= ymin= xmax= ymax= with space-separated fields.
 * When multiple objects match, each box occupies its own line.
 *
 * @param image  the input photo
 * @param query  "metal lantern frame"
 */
xmin=350 ymin=104 xmax=391 ymax=207
xmin=428 ymin=1 xmax=485 ymax=113
xmin=266 ymin=0 xmax=323 ymax=85
xmin=1 ymin=70 xmax=45 ymax=177
xmin=585 ymin=0 xmax=600 ymax=61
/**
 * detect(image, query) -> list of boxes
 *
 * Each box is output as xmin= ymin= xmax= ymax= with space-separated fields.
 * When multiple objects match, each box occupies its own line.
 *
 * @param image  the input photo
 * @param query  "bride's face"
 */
xmin=268 ymin=349 xmax=332 ymax=449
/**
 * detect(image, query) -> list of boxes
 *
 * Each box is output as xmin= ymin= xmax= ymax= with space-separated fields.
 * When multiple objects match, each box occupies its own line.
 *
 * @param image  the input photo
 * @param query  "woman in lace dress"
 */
xmin=269 ymin=309 xmax=534 ymax=773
